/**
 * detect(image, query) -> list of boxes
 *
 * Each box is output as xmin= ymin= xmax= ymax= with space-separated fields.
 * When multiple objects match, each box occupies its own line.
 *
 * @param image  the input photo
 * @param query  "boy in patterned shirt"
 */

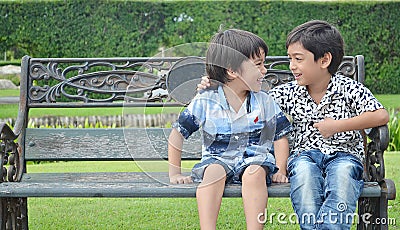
xmin=198 ymin=20 xmax=389 ymax=229
xmin=275 ymin=20 xmax=389 ymax=229
xmin=168 ymin=29 xmax=292 ymax=230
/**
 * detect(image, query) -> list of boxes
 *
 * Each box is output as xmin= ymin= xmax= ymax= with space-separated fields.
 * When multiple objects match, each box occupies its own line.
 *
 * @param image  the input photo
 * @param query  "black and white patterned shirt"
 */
xmin=269 ymin=74 xmax=384 ymax=160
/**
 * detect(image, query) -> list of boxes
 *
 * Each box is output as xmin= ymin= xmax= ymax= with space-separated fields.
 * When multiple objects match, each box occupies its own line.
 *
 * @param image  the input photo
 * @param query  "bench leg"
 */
xmin=357 ymin=179 xmax=395 ymax=230
xmin=0 ymin=198 xmax=28 ymax=230
xmin=357 ymin=197 xmax=388 ymax=230
xmin=0 ymin=198 xmax=6 ymax=230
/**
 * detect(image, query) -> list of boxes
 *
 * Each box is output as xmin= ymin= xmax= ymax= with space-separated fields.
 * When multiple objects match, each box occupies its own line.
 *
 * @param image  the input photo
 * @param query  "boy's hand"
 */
xmin=169 ymin=174 xmax=193 ymax=184
xmin=272 ymin=171 xmax=289 ymax=183
xmin=313 ymin=117 xmax=339 ymax=138
xmin=196 ymin=76 xmax=211 ymax=91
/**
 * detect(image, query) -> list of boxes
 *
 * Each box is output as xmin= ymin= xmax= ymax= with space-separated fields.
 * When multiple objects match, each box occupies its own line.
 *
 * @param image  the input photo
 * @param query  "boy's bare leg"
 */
xmin=242 ymin=165 xmax=268 ymax=230
xmin=196 ymin=164 xmax=226 ymax=230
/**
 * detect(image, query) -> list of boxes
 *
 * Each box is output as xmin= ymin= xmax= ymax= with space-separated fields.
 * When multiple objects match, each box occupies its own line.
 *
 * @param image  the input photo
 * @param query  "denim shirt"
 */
xmin=173 ymin=85 xmax=292 ymax=159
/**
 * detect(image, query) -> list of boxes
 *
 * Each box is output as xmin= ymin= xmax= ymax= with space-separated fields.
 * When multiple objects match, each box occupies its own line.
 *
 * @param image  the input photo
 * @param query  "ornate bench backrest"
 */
xmin=20 ymin=55 xmax=363 ymax=107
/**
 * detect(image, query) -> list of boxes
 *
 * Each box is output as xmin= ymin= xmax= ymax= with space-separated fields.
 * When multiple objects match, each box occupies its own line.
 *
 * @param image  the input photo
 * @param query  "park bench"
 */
xmin=0 ymin=54 xmax=396 ymax=229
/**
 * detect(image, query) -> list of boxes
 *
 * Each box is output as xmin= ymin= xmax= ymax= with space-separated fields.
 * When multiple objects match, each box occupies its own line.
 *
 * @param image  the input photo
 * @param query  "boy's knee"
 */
xmin=289 ymin=160 xmax=318 ymax=179
xmin=242 ymin=165 xmax=267 ymax=185
xmin=328 ymin=158 xmax=363 ymax=181
xmin=201 ymin=164 xmax=227 ymax=185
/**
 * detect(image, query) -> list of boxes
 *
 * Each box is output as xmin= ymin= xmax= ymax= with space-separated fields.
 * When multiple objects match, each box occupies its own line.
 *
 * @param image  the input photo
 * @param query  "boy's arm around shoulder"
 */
xmin=168 ymin=128 xmax=193 ymax=184
xmin=272 ymin=136 xmax=289 ymax=183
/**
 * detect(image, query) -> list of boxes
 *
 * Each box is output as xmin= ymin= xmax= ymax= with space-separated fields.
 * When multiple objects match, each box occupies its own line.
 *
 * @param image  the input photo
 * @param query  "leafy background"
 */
xmin=0 ymin=0 xmax=399 ymax=93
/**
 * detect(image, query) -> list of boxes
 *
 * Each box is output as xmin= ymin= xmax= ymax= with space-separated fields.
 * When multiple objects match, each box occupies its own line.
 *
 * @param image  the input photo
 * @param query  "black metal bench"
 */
xmin=0 ymin=55 xmax=396 ymax=230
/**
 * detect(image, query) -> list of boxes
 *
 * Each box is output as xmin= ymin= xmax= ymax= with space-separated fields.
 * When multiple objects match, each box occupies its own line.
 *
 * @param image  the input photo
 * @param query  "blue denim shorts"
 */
xmin=191 ymin=154 xmax=278 ymax=185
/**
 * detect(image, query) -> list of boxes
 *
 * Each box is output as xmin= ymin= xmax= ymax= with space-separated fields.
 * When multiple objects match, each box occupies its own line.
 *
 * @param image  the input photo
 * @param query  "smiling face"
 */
xmin=235 ymin=48 xmax=267 ymax=92
xmin=287 ymin=42 xmax=331 ymax=87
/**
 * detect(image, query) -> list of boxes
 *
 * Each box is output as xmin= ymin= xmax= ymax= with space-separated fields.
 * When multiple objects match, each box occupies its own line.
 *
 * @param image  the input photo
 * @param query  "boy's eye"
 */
xmin=288 ymin=56 xmax=302 ymax=61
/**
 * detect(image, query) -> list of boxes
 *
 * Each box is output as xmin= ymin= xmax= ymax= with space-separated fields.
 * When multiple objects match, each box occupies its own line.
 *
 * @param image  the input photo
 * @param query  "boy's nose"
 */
xmin=289 ymin=63 xmax=296 ymax=71
xmin=260 ymin=65 xmax=267 ymax=75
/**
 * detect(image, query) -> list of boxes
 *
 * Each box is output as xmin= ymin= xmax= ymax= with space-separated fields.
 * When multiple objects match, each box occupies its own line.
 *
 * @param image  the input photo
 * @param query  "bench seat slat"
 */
xmin=25 ymin=128 xmax=202 ymax=161
xmin=0 ymin=172 xmax=381 ymax=198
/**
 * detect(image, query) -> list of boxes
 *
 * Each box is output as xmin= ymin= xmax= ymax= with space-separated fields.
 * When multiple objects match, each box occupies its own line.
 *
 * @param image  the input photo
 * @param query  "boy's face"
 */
xmin=287 ymin=42 xmax=330 ymax=86
xmin=237 ymin=48 xmax=267 ymax=92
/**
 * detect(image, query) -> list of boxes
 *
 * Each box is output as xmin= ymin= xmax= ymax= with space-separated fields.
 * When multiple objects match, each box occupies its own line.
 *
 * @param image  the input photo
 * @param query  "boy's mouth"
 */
xmin=294 ymin=73 xmax=302 ymax=80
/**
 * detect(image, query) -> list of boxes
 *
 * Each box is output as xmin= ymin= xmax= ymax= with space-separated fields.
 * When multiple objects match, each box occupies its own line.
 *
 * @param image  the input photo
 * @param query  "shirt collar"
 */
xmin=327 ymin=74 xmax=343 ymax=96
xmin=217 ymin=85 xmax=230 ymax=110
xmin=318 ymin=75 xmax=344 ymax=108
xmin=217 ymin=85 xmax=250 ymax=118
xmin=295 ymin=74 xmax=342 ymax=98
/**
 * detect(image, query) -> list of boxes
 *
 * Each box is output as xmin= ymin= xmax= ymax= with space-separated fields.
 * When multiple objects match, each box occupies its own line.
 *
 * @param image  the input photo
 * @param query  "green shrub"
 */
xmin=1 ymin=1 xmax=400 ymax=93
xmin=0 ymin=61 xmax=21 ymax=66
xmin=387 ymin=108 xmax=400 ymax=151
xmin=365 ymin=58 xmax=400 ymax=94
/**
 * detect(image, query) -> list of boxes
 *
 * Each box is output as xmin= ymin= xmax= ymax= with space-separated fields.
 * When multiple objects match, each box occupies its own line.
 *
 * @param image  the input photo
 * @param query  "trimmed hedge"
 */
xmin=0 ymin=0 xmax=399 ymax=93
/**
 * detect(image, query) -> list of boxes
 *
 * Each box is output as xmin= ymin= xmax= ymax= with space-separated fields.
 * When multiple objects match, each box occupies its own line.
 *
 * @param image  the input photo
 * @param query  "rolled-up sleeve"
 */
xmin=172 ymin=108 xmax=200 ymax=139
xmin=350 ymin=81 xmax=384 ymax=115
xmin=274 ymin=110 xmax=293 ymax=141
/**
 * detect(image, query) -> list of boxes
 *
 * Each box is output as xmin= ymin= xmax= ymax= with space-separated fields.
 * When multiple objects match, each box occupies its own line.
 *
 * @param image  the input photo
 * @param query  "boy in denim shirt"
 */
xmin=169 ymin=29 xmax=292 ymax=229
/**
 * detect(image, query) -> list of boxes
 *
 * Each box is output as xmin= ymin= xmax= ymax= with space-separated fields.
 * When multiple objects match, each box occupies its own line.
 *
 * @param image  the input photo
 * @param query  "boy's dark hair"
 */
xmin=206 ymin=29 xmax=268 ymax=84
xmin=286 ymin=20 xmax=344 ymax=75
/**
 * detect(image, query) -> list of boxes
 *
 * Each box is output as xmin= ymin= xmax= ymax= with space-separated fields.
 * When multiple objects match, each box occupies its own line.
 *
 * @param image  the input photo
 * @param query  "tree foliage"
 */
xmin=0 ymin=0 xmax=399 ymax=93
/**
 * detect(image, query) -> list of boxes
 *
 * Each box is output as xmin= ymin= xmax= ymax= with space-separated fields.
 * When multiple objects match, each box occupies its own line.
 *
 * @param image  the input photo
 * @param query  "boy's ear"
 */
xmin=320 ymin=52 xmax=332 ymax=69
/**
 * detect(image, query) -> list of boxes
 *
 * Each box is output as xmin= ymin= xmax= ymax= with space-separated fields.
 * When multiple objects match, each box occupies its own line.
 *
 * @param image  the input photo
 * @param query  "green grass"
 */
xmin=0 ymin=89 xmax=19 ymax=97
xmin=25 ymin=152 xmax=399 ymax=229
xmin=375 ymin=94 xmax=400 ymax=110
xmin=0 ymin=104 xmax=18 ymax=119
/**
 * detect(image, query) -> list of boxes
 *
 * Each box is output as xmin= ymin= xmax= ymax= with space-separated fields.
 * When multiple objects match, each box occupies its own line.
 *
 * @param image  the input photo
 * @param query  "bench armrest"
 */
xmin=364 ymin=125 xmax=389 ymax=182
xmin=0 ymin=122 xmax=22 ymax=182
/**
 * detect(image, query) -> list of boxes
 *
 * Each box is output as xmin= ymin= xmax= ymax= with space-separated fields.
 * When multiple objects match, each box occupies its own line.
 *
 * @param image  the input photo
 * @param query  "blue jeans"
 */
xmin=287 ymin=150 xmax=364 ymax=230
